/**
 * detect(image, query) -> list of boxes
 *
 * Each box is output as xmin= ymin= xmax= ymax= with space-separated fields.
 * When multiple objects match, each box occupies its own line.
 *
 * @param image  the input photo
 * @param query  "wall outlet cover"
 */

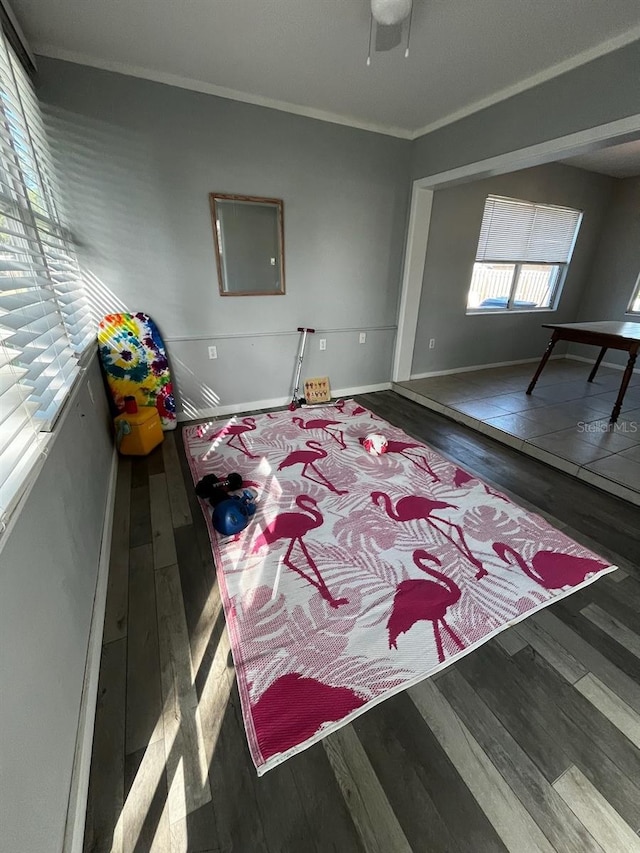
xmin=208 ymin=345 xmax=218 ymax=359
xmin=319 ymin=339 xmax=326 ymax=351
xmin=359 ymin=332 xmax=366 ymax=344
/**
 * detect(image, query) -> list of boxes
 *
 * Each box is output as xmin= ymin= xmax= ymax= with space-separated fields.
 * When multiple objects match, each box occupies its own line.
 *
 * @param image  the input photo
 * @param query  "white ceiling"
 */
xmin=12 ymin=0 xmax=640 ymax=138
xmin=564 ymin=139 xmax=640 ymax=178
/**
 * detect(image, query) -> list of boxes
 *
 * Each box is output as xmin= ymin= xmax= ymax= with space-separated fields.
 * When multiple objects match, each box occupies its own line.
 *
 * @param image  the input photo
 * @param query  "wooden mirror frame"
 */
xmin=209 ymin=193 xmax=286 ymax=297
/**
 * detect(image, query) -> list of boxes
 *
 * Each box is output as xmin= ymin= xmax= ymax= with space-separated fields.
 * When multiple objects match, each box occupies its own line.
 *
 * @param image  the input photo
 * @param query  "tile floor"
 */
xmin=393 ymin=358 xmax=640 ymax=506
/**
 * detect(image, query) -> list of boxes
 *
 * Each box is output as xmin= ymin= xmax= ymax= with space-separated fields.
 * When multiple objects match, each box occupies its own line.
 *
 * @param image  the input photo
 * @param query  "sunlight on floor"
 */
xmin=108 ymin=563 xmax=237 ymax=851
xmin=113 ymin=737 xmax=169 ymax=851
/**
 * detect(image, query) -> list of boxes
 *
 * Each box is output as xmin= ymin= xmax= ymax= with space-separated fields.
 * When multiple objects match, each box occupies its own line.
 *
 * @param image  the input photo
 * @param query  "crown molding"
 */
xmin=35 ymin=25 xmax=640 ymax=143
xmin=33 ymin=44 xmax=413 ymax=140
xmin=409 ymin=26 xmax=640 ymax=140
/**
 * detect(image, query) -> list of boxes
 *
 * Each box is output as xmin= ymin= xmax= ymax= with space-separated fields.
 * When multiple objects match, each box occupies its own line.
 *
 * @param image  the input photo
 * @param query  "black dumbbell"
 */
xmin=195 ymin=472 xmax=243 ymax=506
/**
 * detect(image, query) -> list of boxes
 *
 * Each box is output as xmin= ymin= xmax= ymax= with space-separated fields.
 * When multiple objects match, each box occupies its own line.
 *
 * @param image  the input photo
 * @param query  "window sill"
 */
xmin=465 ymin=307 xmax=559 ymax=316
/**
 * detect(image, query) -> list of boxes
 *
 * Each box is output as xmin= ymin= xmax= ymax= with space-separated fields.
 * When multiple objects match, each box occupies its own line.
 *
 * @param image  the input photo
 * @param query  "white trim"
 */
xmin=408 ymin=354 xmax=565 ymax=381
xmin=410 ymin=24 xmax=640 ymax=140
xmin=63 ymin=446 xmax=118 ymax=853
xmin=414 ymin=114 xmax=640 ymax=189
xmin=165 ymin=325 xmax=397 ymax=343
xmin=392 ymin=184 xmax=433 ymax=382
xmin=565 ymin=354 xmax=640 ymax=375
xmin=465 ymin=308 xmax=560 ymax=316
xmin=32 ymin=44 xmax=413 ymax=140
xmin=333 ymin=381 xmax=391 ymax=397
xmin=178 ymin=394 xmax=289 ymax=421
xmin=177 ymin=382 xmax=392 ymax=421
xmin=34 ymin=24 xmax=640 ymax=141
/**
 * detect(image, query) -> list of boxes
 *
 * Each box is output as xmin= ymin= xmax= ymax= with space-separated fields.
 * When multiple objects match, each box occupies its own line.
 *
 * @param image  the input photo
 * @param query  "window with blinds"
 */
xmin=467 ymin=195 xmax=583 ymax=312
xmin=0 ymin=31 xmax=93 ymax=525
xmin=627 ymin=273 xmax=640 ymax=315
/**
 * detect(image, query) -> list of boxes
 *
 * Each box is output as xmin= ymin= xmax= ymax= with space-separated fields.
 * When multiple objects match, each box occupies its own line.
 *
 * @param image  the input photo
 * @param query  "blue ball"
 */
xmin=212 ymin=497 xmax=250 ymax=536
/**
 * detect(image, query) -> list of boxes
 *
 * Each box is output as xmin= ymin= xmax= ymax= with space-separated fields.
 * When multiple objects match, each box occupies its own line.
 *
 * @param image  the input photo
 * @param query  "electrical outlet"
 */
xmin=359 ymin=332 xmax=366 ymax=344
xmin=429 ymin=338 xmax=436 ymax=350
xmin=208 ymin=345 xmax=218 ymax=359
xmin=319 ymin=338 xmax=326 ymax=351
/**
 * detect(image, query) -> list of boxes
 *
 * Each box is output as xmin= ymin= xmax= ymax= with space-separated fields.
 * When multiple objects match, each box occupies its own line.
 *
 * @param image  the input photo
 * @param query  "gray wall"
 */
xmin=412 ymin=40 xmax=640 ymax=179
xmin=0 ymin=357 xmax=113 ymax=853
xmin=569 ymin=175 xmax=640 ymax=367
xmin=36 ymin=57 xmax=411 ymax=413
xmin=412 ymin=162 xmax=613 ymax=375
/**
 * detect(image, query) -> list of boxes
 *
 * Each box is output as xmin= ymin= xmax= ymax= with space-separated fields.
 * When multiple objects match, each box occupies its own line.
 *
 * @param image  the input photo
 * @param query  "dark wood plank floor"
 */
xmin=84 ymin=391 xmax=640 ymax=853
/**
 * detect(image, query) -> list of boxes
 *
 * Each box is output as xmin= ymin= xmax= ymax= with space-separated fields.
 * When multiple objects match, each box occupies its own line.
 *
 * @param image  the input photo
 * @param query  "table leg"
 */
xmin=588 ymin=347 xmax=607 ymax=382
xmin=527 ymin=331 xmax=559 ymax=395
xmin=610 ymin=349 xmax=638 ymax=424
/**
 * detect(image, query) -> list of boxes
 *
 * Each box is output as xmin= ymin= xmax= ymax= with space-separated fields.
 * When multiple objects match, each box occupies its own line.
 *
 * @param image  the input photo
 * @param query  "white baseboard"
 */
xmin=332 ymin=381 xmax=391 ymax=397
xmin=64 ymin=446 xmax=118 ymax=853
xmin=408 ymin=354 xmax=565 ymax=381
xmin=177 ymin=394 xmax=291 ymax=421
xmin=176 ymin=382 xmax=392 ymax=421
xmin=565 ymin=354 xmax=640 ymax=375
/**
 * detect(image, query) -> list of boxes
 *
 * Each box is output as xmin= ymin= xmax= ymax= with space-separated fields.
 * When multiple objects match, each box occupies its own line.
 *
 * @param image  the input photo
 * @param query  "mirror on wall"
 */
xmin=209 ymin=193 xmax=285 ymax=296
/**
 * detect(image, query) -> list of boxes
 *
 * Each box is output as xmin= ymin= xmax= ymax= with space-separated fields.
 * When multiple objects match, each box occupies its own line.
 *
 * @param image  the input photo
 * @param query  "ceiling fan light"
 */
xmin=371 ymin=0 xmax=413 ymax=26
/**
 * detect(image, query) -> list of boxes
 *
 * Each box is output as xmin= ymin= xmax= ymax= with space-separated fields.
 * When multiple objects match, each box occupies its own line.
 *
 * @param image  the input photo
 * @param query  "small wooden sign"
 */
xmin=304 ymin=376 xmax=331 ymax=404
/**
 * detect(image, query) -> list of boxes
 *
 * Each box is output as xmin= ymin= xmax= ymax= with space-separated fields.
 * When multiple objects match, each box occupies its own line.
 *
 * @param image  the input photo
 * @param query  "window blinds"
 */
xmin=476 ymin=195 xmax=582 ymax=264
xmin=0 ymin=31 xmax=92 ymax=524
xmin=629 ymin=273 xmax=640 ymax=314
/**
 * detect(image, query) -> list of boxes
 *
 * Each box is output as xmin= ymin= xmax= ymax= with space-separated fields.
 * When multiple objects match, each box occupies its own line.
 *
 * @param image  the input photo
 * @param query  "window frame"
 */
xmin=466 ymin=260 xmax=566 ymax=315
xmin=466 ymin=194 xmax=583 ymax=316
xmin=626 ymin=272 xmax=640 ymax=316
xmin=0 ymin=31 xmax=92 ymax=531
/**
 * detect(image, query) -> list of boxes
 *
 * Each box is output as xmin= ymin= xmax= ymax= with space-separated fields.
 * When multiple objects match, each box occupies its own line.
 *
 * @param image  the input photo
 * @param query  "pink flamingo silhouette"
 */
xmin=252 ymin=673 xmax=365 ymax=760
xmin=493 ymin=543 xmax=607 ymax=589
xmin=335 ymin=400 xmax=367 ymax=417
xmin=252 ymin=495 xmax=348 ymax=607
xmin=292 ymin=417 xmax=346 ymax=449
xmin=209 ymin=417 xmax=258 ymax=459
xmin=372 ymin=491 xmax=487 ymax=580
xmin=384 ymin=440 xmax=440 ymax=483
xmin=453 ymin=468 xmax=508 ymax=502
xmin=278 ymin=441 xmax=347 ymax=495
xmin=388 ymin=549 xmax=464 ymax=660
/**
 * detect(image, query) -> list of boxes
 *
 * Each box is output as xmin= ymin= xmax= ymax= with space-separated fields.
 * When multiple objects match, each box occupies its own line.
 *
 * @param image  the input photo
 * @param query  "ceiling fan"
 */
xmin=367 ymin=0 xmax=414 ymax=65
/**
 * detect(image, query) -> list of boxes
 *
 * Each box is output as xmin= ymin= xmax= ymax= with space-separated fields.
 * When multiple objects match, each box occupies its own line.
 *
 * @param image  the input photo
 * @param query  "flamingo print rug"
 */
xmin=183 ymin=400 xmax=615 ymax=775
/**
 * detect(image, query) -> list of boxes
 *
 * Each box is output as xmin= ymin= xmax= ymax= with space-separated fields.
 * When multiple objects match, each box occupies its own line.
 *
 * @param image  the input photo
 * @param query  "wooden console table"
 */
xmin=527 ymin=321 xmax=640 ymax=423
